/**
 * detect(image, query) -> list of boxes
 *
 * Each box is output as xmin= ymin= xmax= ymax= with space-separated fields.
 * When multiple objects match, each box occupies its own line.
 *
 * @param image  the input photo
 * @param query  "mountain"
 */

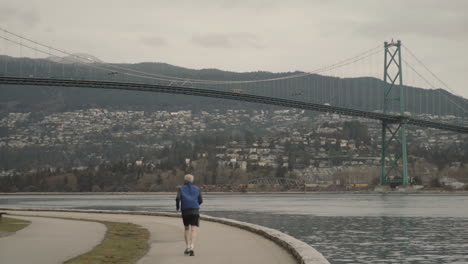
xmin=46 ymin=53 xmax=102 ymax=64
xmin=0 ymin=55 xmax=467 ymax=117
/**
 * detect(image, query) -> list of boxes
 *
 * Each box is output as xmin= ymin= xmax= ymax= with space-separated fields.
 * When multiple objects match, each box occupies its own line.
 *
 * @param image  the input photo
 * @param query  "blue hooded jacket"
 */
xmin=176 ymin=182 xmax=203 ymax=211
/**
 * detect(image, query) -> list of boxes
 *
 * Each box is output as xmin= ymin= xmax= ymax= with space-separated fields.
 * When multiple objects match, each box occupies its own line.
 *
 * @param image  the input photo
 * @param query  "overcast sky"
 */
xmin=1 ymin=0 xmax=467 ymax=97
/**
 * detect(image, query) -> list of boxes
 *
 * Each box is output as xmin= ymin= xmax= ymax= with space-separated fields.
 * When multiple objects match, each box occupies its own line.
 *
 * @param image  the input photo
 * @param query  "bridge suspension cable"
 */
xmin=0 ymin=26 xmax=387 ymax=113
xmin=399 ymin=45 xmax=468 ymax=118
xmin=2 ymin=27 xmax=465 ymax=121
xmin=0 ymin=34 xmax=174 ymax=82
xmin=403 ymin=45 xmax=464 ymax=98
xmin=403 ymin=59 xmax=468 ymax=116
xmin=0 ymin=26 xmax=381 ymax=85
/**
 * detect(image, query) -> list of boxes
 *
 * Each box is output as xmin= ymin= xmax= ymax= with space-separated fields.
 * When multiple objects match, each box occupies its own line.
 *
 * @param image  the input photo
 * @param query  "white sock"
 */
xmin=186 ymin=244 xmax=190 ymax=249
xmin=190 ymin=244 xmax=194 ymax=250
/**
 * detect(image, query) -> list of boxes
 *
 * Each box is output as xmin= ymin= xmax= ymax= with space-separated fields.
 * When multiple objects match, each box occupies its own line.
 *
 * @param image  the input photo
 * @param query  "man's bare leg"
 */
xmin=190 ymin=225 xmax=198 ymax=249
xmin=186 ymin=225 xmax=197 ymax=256
xmin=184 ymin=226 xmax=191 ymax=252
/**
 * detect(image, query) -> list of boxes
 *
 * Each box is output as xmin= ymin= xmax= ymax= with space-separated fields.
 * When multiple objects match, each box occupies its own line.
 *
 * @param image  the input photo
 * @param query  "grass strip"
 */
xmin=65 ymin=220 xmax=149 ymax=264
xmin=0 ymin=216 xmax=31 ymax=233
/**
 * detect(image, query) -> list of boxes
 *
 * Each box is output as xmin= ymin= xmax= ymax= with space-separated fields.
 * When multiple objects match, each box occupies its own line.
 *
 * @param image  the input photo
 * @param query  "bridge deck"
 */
xmin=1 ymin=77 xmax=466 ymax=133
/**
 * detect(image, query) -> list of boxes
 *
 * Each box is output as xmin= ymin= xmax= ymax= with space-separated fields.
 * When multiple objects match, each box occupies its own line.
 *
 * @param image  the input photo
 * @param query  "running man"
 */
xmin=176 ymin=174 xmax=203 ymax=256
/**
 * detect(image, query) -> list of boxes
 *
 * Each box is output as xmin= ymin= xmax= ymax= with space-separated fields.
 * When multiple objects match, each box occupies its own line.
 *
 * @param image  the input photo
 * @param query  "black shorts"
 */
xmin=182 ymin=214 xmax=200 ymax=227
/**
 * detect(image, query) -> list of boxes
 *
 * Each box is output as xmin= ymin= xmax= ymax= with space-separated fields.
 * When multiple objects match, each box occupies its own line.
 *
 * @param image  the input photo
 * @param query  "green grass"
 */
xmin=65 ymin=221 xmax=150 ymax=264
xmin=0 ymin=216 xmax=31 ymax=233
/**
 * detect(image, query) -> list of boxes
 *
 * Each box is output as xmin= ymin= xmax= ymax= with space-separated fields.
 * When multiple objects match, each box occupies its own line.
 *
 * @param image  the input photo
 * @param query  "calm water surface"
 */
xmin=1 ymin=193 xmax=467 ymax=263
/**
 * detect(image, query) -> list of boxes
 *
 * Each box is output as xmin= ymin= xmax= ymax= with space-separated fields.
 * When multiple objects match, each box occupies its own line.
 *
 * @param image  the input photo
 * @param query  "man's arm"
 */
xmin=176 ymin=187 xmax=181 ymax=211
xmin=198 ymin=191 xmax=203 ymax=205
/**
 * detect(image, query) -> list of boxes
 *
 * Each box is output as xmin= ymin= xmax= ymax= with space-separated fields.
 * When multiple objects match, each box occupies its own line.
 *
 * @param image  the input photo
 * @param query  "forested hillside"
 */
xmin=1 ymin=55 xmax=467 ymax=116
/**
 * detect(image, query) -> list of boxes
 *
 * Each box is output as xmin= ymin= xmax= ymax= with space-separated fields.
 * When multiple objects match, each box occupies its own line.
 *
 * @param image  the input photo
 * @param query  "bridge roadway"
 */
xmin=1 ymin=76 xmax=467 ymax=134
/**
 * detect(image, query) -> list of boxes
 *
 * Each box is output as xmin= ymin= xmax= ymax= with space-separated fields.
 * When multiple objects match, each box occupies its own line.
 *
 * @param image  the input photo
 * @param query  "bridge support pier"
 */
xmin=380 ymin=121 xmax=409 ymax=185
xmin=380 ymin=40 xmax=409 ymax=186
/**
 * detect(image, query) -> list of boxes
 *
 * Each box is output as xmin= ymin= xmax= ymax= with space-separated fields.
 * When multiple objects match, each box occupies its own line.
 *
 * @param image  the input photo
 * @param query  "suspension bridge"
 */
xmin=0 ymin=27 xmax=467 ymax=186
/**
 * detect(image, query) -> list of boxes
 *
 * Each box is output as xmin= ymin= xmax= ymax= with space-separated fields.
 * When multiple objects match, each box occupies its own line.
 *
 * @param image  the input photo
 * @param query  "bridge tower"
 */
xmin=380 ymin=40 xmax=409 ymax=185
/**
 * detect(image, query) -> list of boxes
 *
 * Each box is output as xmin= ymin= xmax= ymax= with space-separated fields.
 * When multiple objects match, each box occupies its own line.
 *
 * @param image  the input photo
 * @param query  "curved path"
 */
xmin=2 ymin=210 xmax=297 ymax=264
xmin=0 ymin=215 xmax=106 ymax=264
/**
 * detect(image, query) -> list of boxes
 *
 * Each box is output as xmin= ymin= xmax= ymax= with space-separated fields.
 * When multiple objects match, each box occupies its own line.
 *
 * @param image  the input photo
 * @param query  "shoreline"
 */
xmin=1 ymin=189 xmax=468 ymax=195
xmin=3 ymin=208 xmax=330 ymax=264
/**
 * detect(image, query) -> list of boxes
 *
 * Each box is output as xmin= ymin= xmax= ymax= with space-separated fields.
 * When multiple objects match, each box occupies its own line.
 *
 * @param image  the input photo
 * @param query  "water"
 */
xmin=1 ymin=193 xmax=467 ymax=263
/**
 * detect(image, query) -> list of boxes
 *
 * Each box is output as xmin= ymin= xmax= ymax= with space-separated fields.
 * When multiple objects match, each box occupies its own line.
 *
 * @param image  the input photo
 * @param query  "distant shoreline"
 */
xmin=1 ymin=190 xmax=467 ymax=195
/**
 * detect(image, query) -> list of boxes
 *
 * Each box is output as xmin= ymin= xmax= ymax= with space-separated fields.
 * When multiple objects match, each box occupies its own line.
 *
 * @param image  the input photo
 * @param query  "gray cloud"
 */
xmin=20 ymin=9 xmax=41 ymax=28
xmin=192 ymin=33 xmax=231 ymax=48
xmin=351 ymin=15 xmax=468 ymax=40
xmin=319 ymin=1 xmax=468 ymax=40
xmin=218 ymin=0 xmax=281 ymax=10
xmin=0 ymin=6 xmax=19 ymax=23
xmin=0 ymin=0 xmax=467 ymax=97
xmin=191 ymin=33 xmax=263 ymax=49
xmin=140 ymin=36 xmax=168 ymax=47
xmin=0 ymin=4 xmax=40 ymax=29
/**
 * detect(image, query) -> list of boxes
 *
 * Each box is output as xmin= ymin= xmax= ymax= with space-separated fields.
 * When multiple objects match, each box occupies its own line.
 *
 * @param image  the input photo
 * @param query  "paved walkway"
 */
xmin=2 ymin=211 xmax=297 ymax=264
xmin=0 ymin=215 xmax=106 ymax=264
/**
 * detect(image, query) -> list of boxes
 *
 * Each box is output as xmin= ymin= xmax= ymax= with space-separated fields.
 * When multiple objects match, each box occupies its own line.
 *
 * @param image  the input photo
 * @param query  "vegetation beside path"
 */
xmin=65 ymin=220 xmax=149 ymax=264
xmin=0 ymin=216 xmax=31 ymax=235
